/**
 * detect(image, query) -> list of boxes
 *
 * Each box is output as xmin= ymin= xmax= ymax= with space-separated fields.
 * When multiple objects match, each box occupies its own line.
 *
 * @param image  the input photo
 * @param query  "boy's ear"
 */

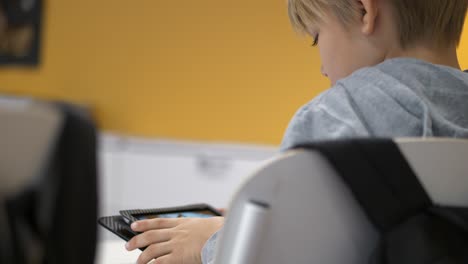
xmin=358 ymin=0 xmax=378 ymax=35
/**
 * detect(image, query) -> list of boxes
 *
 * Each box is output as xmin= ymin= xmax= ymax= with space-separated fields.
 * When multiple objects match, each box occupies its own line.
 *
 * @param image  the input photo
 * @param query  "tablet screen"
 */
xmin=134 ymin=210 xmax=217 ymax=220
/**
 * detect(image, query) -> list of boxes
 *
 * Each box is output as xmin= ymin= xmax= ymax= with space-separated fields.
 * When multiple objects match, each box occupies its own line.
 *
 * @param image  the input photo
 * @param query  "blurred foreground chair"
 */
xmin=0 ymin=97 xmax=98 ymax=264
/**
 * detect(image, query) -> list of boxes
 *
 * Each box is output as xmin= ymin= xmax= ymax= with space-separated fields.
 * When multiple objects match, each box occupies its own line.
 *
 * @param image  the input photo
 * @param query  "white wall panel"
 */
xmin=98 ymin=134 xmax=277 ymax=218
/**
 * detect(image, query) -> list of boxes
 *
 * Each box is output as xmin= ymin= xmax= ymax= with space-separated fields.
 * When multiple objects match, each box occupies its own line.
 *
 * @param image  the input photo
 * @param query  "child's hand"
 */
xmin=125 ymin=217 xmax=224 ymax=264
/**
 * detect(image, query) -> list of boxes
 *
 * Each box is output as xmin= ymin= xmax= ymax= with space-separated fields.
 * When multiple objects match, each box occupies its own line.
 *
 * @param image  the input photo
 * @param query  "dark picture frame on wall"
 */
xmin=0 ymin=0 xmax=43 ymax=66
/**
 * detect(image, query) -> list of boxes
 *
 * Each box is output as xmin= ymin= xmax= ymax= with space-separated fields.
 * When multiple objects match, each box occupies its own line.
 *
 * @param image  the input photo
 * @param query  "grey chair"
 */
xmin=214 ymin=138 xmax=468 ymax=264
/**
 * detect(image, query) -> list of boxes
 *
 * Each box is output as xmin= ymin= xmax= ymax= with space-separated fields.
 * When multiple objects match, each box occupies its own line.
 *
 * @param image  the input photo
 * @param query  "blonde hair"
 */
xmin=288 ymin=0 xmax=468 ymax=48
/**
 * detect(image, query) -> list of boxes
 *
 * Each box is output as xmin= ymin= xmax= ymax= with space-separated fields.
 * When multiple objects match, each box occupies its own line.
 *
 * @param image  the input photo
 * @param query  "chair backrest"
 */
xmin=214 ymin=138 xmax=468 ymax=264
xmin=0 ymin=97 xmax=62 ymax=196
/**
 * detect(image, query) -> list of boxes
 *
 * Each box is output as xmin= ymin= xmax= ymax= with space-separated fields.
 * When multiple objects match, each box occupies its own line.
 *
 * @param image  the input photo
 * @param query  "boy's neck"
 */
xmin=386 ymin=45 xmax=461 ymax=70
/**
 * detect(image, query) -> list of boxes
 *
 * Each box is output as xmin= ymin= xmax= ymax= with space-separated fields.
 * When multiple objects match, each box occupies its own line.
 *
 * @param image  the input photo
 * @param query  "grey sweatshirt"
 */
xmin=202 ymin=58 xmax=468 ymax=263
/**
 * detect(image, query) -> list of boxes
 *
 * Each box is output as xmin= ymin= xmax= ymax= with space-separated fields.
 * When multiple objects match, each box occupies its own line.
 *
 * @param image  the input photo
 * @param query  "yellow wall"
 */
xmin=1 ymin=0 xmax=468 ymax=145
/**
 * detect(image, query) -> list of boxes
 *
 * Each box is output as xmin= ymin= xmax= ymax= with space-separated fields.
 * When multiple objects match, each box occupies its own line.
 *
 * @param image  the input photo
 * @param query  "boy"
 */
xmin=125 ymin=0 xmax=468 ymax=263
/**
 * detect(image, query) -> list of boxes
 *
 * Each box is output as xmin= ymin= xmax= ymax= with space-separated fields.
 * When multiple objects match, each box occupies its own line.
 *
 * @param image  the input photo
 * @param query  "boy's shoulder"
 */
xmin=281 ymin=59 xmax=468 ymax=150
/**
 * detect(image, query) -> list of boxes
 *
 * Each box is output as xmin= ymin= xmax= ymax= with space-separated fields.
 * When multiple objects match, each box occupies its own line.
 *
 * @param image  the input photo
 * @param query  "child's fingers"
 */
xmin=131 ymin=218 xmax=181 ymax=232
